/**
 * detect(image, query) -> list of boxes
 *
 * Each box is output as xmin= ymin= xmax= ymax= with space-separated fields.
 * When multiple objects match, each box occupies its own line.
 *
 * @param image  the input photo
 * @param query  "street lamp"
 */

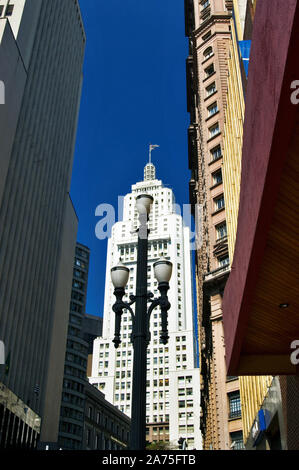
xmin=111 ymin=194 xmax=173 ymax=450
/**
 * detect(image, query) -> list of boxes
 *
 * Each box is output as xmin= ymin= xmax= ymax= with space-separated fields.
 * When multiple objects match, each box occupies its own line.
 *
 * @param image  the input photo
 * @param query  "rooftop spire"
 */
xmin=144 ymin=144 xmax=159 ymax=181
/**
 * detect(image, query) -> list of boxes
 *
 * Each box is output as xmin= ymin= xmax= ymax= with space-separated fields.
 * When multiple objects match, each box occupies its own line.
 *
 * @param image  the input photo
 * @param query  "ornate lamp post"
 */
xmin=110 ymin=194 xmax=173 ymax=450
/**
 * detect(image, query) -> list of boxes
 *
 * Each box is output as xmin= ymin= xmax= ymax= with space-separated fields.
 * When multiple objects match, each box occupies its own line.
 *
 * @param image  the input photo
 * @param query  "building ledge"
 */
xmin=205 ymin=110 xmax=220 ymax=122
xmin=202 ymin=52 xmax=215 ymax=66
xmin=207 ymin=131 xmax=221 ymax=143
xmin=203 ymin=71 xmax=216 ymax=83
xmin=211 ymin=206 xmax=225 ymax=216
xmin=208 ymin=155 xmax=223 ymax=165
xmin=204 ymin=90 xmax=218 ymax=102
xmin=210 ymin=181 xmax=222 ymax=190
xmin=204 ymin=264 xmax=230 ymax=284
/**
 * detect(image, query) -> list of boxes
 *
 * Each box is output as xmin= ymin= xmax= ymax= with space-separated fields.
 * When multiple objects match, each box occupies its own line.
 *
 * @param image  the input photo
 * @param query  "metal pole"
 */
xmin=130 ymin=212 xmax=149 ymax=450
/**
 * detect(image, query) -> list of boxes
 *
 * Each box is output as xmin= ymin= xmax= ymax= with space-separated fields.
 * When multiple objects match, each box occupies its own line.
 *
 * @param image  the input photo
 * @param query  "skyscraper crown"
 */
xmin=144 ymin=163 xmax=156 ymax=181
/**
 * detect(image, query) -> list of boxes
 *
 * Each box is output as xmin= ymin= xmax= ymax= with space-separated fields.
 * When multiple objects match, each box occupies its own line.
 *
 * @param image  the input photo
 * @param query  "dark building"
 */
xmin=83 ymin=382 xmax=130 ymax=450
xmin=0 ymin=0 xmax=85 ymax=448
xmin=58 ymin=243 xmax=90 ymax=450
xmin=83 ymin=314 xmax=103 ymax=378
xmin=56 ymin=243 xmax=127 ymax=451
xmin=83 ymin=314 xmax=103 ymax=355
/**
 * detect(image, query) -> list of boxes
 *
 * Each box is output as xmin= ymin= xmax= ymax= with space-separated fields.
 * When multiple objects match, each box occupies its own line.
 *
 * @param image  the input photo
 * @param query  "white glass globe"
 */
xmin=153 ymin=257 xmax=173 ymax=283
xmin=136 ymin=194 xmax=153 ymax=215
xmin=111 ymin=262 xmax=129 ymax=288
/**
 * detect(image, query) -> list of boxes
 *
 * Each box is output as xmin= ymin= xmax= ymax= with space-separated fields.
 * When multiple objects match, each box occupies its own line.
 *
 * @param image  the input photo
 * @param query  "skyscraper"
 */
xmin=89 ymin=161 xmax=201 ymax=449
xmin=58 ymin=243 xmax=90 ymax=450
xmin=0 ymin=0 xmax=85 ymax=447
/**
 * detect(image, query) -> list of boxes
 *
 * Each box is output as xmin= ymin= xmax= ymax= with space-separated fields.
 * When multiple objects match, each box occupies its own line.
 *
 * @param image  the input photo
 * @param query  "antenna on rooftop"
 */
xmin=149 ymin=144 xmax=159 ymax=164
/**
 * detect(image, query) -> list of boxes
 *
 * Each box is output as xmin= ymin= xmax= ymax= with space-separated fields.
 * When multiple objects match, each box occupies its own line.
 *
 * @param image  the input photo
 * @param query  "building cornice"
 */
xmin=193 ymin=13 xmax=232 ymax=39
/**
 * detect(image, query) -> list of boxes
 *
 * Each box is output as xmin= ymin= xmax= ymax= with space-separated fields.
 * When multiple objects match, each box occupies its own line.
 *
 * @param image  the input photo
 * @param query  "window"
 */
xmin=216 ymin=222 xmax=227 ymax=240
xmin=218 ymin=255 xmax=229 ymax=267
xmin=209 ymin=123 xmax=220 ymax=138
xmin=0 ymin=6 xmax=4 ymax=16
xmin=228 ymin=392 xmax=241 ymax=419
xmin=202 ymin=31 xmax=211 ymax=42
xmin=201 ymin=0 xmax=210 ymax=10
xmin=86 ymin=429 xmax=91 ymax=446
xmin=211 ymin=145 xmax=222 ymax=161
xmin=203 ymin=46 xmax=213 ymax=60
xmin=75 ymin=259 xmax=85 ymax=269
xmin=206 ymin=82 xmax=216 ymax=97
xmin=5 ymin=4 xmax=14 ymax=16
xmin=212 ymin=169 xmax=222 ymax=185
xmin=214 ymin=194 xmax=225 ymax=211
xmin=205 ymin=64 xmax=214 ymax=78
xmin=230 ymin=431 xmax=245 ymax=450
xmin=207 ymin=102 xmax=218 ymax=117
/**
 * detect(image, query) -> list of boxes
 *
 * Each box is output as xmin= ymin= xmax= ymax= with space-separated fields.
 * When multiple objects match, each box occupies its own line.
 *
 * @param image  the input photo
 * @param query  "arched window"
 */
xmin=203 ymin=46 xmax=213 ymax=60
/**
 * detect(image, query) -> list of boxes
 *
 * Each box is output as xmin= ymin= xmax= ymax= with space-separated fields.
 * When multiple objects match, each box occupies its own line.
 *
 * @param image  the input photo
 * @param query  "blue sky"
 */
xmin=71 ymin=0 xmax=191 ymax=317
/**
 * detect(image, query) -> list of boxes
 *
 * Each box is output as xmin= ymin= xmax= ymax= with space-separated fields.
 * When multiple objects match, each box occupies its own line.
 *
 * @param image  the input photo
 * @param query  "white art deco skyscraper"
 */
xmin=90 ymin=161 xmax=201 ymax=449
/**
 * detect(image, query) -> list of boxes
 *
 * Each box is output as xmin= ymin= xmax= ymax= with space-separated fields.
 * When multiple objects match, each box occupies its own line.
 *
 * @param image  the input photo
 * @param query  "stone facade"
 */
xmin=185 ymin=0 xmax=243 ymax=450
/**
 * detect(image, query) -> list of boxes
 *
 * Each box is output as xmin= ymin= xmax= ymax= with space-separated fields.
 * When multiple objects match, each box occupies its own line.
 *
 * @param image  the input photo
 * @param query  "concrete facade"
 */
xmin=89 ymin=162 xmax=201 ymax=450
xmin=0 ymin=0 xmax=85 ymax=447
xmin=83 ymin=381 xmax=130 ymax=450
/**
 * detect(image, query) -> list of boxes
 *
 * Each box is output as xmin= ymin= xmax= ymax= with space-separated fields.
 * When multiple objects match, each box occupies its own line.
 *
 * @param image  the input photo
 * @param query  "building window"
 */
xmin=216 ymin=222 xmax=227 ymax=240
xmin=201 ymin=0 xmax=210 ymax=10
xmin=218 ymin=255 xmax=229 ymax=267
xmin=206 ymin=82 xmax=216 ymax=97
xmin=86 ymin=429 xmax=91 ymax=447
xmin=207 ymin=102 xmax=218 ymax=117
xmin=209 ymin=123 xmax=220 ymax=138
xmin=5 ymin=4 xmax=14 ymax=16
xmin=203 ymin=46 xmax=213 ymax=60
xmin=230 ymin=431 xmax=245 ymax=449
xmin=211 ymin=145 xmax=222 ymax=161
xmin=212 ymin=169 xmax=222 ymax=185
xmin=228 ymin=392 xmax=242 ymax=419
xmin=214 ymin=194 xmax=225 ymax=211
xmin=205 ymin=64 xmax=214 ymax=78
xmin=202 ymin=30 xmax=211 ymax=42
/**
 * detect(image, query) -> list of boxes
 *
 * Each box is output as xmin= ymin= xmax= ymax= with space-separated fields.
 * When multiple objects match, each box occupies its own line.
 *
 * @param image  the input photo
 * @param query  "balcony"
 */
xmin=204 ymin=264 xmax=230 ymax=284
